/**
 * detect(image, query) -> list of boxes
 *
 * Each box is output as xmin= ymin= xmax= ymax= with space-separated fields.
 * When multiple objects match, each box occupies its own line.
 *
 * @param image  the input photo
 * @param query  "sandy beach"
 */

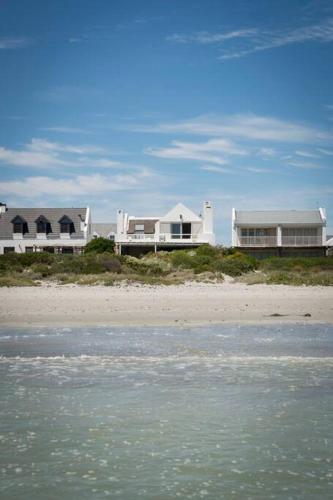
xmin=1 ymin=281 xmax=333 ymax=327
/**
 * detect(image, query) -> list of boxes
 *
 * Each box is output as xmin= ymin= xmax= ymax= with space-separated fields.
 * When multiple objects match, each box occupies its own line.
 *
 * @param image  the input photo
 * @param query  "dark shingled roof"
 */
xmin=0 ymin=207 xmax=87 ymax=240
xmin=127 ymin=219 xmax=158 ymax=234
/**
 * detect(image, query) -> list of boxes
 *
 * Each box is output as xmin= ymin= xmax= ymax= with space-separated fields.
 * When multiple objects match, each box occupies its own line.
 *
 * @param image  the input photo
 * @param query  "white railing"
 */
xmin=159 ymin=233 xmax=199 ymax=242
xmin=117 ymin=233 xmax=208 ymax=244
xmin=282 ymin=236 xmax=322 ymax=247
xmin=129 ymin=234 xmax=155 ymax=241
xmin=239 ymin=236 xmax=277 ymax=247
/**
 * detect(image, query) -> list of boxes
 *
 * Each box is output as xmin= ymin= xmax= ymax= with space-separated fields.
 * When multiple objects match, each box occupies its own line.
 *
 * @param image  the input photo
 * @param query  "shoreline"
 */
xmin=1 ymin=282 xmax=333 ymax=328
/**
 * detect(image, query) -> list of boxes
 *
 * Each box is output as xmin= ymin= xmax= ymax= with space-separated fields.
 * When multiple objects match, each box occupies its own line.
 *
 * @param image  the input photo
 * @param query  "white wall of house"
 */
xmin=0 ymin=238 xmax=88 ymax=254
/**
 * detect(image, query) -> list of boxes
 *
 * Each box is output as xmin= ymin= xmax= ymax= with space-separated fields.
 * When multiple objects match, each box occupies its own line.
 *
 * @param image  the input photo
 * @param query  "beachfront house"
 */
xmin=0 ymin=202 xmax=91 ymax=254
xmin=91 ymin=223 xmax=117 ymax=241
xmin=115 ymin=201 xmax=215 ymax=255
xmin=232 ymin=208 xmax=327 ymax=257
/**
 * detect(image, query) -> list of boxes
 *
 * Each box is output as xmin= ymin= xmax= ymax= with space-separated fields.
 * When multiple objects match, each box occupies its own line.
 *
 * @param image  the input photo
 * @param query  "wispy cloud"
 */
xmin=131 ymin=113 xmax=331 ymax=143
xmin=0 ymin=138 xmax=120 ymax=170
xmin=167 ymin=29 xmax=257 ymax=44
xmin=0 ymin=37 xmax=31 ymax=49
xmin=0 ymin=170 xmax=158 ymax=199
xmin=294 ymin=149 xmax=320 ymax=158
xmin=288 ymin=160 xmax=324 ymax=169
xmin=145 ymin=137 xmax=247 ymax=165
xmin=317 ymin=147 xmax=333 ymax=156
xmin=41 ymin=126 xmax=91 ymax=135
xmin=201 ymin=165 xmax=236 ymax=175
xmin=167 ymin=18 xmax=333 ymax=60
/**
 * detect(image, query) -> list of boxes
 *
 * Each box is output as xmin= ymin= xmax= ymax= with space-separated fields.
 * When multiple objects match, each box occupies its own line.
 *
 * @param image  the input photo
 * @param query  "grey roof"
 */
xmin=92 ymin=223 xmax=116 ymax=238
xmin=127 ymin=219 xmax=158 ymax=234
xmin=0 ymin=207 xmax=87 ymax=240
xmin=235 ymin=209 xmax=325 ymax=226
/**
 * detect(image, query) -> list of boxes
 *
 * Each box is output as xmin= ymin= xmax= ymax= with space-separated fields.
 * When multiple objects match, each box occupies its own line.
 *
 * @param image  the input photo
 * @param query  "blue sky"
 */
xmin=0 ymin=0 xmax=332 ymax=243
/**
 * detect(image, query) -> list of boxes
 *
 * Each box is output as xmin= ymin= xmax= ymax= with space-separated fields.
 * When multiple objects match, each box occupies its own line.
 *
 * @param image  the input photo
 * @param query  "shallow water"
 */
xmin=0 ymin=324 xmax=333 ymax=499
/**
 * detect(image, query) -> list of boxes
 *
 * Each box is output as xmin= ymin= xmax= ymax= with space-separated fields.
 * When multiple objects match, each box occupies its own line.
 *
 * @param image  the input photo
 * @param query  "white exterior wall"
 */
xmin=0 ymin=238 xmax=88 ymax=254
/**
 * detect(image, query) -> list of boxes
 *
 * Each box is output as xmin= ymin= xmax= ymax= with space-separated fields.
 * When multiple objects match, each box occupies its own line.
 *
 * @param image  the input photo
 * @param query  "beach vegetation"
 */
xmin=0 ymin=247 xmax=332 ymax=286
xmin=84 ymin=237 xmax=115 ymax=254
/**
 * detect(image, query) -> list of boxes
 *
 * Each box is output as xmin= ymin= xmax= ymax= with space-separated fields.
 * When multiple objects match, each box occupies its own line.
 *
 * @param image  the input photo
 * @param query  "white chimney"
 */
xmin=203 ymin=201 xmax=213 ymax=234
xmin=0 ymin=203 xmax=7 ymax=214
xmin=117 ymin=209 xmax=125 ymax=234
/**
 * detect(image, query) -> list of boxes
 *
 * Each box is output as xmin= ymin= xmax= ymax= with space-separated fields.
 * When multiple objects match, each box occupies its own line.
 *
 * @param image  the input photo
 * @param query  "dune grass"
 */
xmin=0 ymin=246 xmax=332 ymax=286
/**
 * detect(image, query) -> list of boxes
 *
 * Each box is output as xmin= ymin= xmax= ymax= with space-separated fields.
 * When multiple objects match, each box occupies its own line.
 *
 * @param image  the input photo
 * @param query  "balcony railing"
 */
xmin=282 ymin=236 xmax=322 ymax=247
xmin=118 ymin=233 xmax=206 ymax=243
xmin=239 ymin=236 xmax=277 ymax=247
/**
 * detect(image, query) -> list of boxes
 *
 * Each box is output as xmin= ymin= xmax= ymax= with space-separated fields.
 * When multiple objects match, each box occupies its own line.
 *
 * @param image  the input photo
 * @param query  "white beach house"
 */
xmin=232 ymin=208 xmax=327 ymax=257
xmin=0 ymin=202 xmax=91 ymax=254
xmin=115 ymin=201 xmax=215 ymax=255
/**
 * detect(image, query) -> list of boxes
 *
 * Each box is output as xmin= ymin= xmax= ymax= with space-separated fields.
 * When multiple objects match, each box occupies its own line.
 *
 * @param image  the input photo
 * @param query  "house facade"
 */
xmin=91 ymin=223 xmax=117 ymax=241
xmin=232 ymin=208 xmax=327 ymax=257
xmin=0 ymin=203 xmax=91 ymax=254
xmin=115 ymin=202 xmax=215 ymax=255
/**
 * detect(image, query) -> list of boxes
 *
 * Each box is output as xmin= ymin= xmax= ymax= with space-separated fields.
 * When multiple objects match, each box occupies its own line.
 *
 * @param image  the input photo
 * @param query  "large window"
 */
xmin=171 ymin=222 xmax=191 ymax=239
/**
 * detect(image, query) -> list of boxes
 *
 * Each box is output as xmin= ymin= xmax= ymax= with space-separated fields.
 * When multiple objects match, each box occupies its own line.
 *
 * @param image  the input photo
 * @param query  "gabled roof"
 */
xmin=159 ymin=203 xmax=202 ymax=223
xmin=11 ymin=215 xmax=27 ymax=224
xmin=234 ymin=209 xmax=325 ymax=226
xmin=92 ymin=223 xmax=117 ymax=238
xmin=35 ymin=214 xmax=50 ymax=224
xmin=58 ymin=215 xmax=73 ymax=224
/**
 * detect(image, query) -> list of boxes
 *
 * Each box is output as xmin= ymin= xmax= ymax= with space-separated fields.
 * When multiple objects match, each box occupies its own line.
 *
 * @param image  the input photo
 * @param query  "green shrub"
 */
xmin=84 ymin=237 xmax=115 ymax=254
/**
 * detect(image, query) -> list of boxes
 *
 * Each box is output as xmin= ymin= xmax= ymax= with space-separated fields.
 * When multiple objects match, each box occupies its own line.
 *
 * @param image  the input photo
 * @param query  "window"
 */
xmin=25 ymin=247 xmax=34 ymax=253
xmin=4 ymin=247 xmax=15 ymax=253
xmin=171 ymin=223 xmax=192 ymax=239
xmin=58 ymin=215 xmax=74 ymax=234
xmin=60 ymin=222 xmax=71 ymax=233
xmin=135 ymin=224 xmax=144 ymax=232
xmin=35 ymin=215 xmax=51 ymax=234
xmin=11 ymin=215 xmax=27 ymax=234
xmin=171 ymin=223 xmax=181 ymax=239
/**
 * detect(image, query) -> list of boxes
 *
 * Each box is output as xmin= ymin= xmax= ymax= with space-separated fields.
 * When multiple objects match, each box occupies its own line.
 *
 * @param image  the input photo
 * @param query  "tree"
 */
xmin=84 ymin=237 xmax=115 ymax=254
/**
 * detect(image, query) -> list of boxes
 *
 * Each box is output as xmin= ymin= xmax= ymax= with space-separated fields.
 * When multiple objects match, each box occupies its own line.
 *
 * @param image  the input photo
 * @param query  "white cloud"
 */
xmin=288 ymin=160 xmax=324 ymax=169
xmin=27 ymin=138 xmax=107 ymax=155
xmin=132 ymin=113 xmax=330 ymax=143
xmin=201 ymin=165 xmax=236 ymax=174
xmin=41 ymin=126 xmax=91 ymax=134
xmin=294 ymin=149 xmax=320 ymax=158
xmin=0 ymin=138 xmax=120 ymax=170
xmin=0 ymin=169 xmax=160 ymax=199
xmin=167 ymin=18 xmax=333 ymax=60
xmin=167 ymin=29 xmax=257 ymax=44
xmin=317 ymin=147 xmax=333 ymax=156
xmin=145 ymin=137 xmax=247 ymax=165
xmin=0 ymin=37 xmax=31 ymax=49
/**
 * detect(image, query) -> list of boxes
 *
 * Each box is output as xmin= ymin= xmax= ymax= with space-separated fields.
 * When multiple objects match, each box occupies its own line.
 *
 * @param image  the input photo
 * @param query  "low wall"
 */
xmin=236 ymin=246 xmax=327 ymax=259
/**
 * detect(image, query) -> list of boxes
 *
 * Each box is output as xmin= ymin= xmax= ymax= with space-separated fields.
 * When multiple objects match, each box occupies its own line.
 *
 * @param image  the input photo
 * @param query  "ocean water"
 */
xmin=0 ymin=324 xmax=333 ymax=499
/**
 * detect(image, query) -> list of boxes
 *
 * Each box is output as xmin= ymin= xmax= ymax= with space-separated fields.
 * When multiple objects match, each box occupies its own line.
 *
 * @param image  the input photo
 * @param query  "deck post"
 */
xmin=277 ymin=226 xmax=282 ymax=247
